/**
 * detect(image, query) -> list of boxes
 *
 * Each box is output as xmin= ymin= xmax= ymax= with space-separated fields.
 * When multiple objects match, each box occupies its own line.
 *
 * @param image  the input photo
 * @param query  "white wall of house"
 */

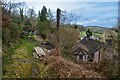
xmin=76 ymin=54 xmax=88 ymax=61
xmin=83 ymin=55 xmax=86 ymax=61
xmin=93 ymin=50 xmax=100 ymax=63
xmin=77 ymin=55 xmax=79 ymax=60
xmin=83 ymin=54 xmax=88 ymax=61
xmin=85 ymin=54 xmax=88 ymax=61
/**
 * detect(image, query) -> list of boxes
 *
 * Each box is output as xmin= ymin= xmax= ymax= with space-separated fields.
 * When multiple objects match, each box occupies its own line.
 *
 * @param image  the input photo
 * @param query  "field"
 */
xmin=80 ymin=31 xmax=103 ymax=38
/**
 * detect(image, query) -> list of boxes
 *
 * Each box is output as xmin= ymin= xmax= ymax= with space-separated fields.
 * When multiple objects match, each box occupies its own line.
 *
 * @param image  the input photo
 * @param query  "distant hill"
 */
xmin=77 ymin=25 xmax=87 ymax=31
xmin=77 ymin=25 xmax=108 ymax=34
xmin=86 ymin=26 xmax=108 ymax=34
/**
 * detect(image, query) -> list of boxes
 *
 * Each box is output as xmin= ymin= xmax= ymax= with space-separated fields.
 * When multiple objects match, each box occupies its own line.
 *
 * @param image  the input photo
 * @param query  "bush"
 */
xmin=59 ymin=27 xmax=80 ymax=50
xmin=92 ymin=60 xmax=120 ymax=78
xmin=2 ymin=22 xmax=23 ymax=46
xmin=10 ymin=22 xmax=22 ymax=41
xmin=4 ymin=62 xmax=31 ymax=78
xmin=37 ymin=21 xmax=51 ymax=37
xmin=48 ymin=26 xmax=80 ymax=58
xmin=2 ymin=28 xmax=11 ymax=46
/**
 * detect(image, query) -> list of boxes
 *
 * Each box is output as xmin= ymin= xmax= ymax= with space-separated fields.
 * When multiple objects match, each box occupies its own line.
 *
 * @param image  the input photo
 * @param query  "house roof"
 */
xmin=71 ymin=43 xmax=89 ymax=55
xmin=80 ymin=38 xmax=104 ymax=54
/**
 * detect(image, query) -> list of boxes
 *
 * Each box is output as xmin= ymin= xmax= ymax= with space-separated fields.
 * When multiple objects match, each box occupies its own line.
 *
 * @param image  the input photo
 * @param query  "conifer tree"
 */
xmin=40 ymin=6 xmax=47 ymax=21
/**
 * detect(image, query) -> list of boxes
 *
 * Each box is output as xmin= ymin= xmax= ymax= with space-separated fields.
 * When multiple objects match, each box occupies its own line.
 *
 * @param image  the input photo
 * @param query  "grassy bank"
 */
xmin=3 ymin=38 xmax=38 ymax=78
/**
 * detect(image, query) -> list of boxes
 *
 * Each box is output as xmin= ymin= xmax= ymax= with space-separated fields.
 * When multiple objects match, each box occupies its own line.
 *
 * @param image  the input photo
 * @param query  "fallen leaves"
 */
xmin=43 ymin=50 xmax=105 ymax=78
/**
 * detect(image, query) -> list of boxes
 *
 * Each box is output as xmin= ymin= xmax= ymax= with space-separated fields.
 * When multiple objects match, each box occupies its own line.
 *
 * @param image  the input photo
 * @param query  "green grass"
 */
xmin=2 ymin=37 xmax=53 ymax=78
xmin=18 ymin=39 xmax=38 ymax=57
xmin=3 ymin=38 xmax=38 ymax=71
xmin=80 ymin=31 xmax=86 ymax=38
xmin=80 ymin=31 xmax=103 ymax=38
xmin=2 ymin=38 xmax=49 ymax=78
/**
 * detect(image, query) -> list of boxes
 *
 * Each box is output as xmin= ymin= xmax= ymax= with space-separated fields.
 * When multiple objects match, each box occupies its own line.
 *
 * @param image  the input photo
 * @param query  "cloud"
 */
xmin=13 ymin=0 xmax=119 ymax=2
xmin=67 ymin=2 xmax=118 ymax=27
xmin=97 ymin=12 xmax=117 ymax=19
xmin=84 ymin=5 xmax=117 ymax=13
xmin=70 ymin=2 xmax=117 ymax=18
xmin=26 ymin=2 xmax=60 ymax=12
xmin=77 ymin=19 xmax=100 ymax=26
xmin=26 ymin=2 xmax=94 ymax=12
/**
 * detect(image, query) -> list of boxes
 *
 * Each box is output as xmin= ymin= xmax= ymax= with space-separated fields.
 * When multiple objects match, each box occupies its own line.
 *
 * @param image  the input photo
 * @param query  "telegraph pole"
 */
xmin=56 ymin=8 xmax=61 ymax=48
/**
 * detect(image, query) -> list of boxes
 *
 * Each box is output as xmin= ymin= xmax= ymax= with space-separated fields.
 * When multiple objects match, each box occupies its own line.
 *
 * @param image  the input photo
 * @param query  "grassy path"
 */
xmin=3 ymin=38 xmax=38 ymax=78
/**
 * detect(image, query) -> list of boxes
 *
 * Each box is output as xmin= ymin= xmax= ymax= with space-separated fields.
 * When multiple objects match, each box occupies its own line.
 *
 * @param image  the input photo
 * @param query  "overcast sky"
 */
xmin=11 ymin=0 xmax=119 ymax=28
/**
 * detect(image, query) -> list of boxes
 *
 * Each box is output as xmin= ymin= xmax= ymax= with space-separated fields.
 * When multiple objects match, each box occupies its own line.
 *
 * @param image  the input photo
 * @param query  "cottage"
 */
xmin=71 ymin=43 xmax=89 ymax=61
xmin=71 ymin=38 xmax=104 ymax=63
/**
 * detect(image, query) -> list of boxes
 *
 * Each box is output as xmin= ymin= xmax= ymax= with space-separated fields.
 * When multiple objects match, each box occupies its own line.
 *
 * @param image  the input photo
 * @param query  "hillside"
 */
xmin=2 ymin=0 xmax=119 ymax=79
xmin=77 ymin=25 xmax=107 ymax=33
xmin=86 ymin=26 xmax=108 ymax=34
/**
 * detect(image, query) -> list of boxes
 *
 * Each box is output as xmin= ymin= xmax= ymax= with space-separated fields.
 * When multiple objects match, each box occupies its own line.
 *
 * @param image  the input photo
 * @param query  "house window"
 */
xmin=79 ymin=55 xmax=83 ymax=59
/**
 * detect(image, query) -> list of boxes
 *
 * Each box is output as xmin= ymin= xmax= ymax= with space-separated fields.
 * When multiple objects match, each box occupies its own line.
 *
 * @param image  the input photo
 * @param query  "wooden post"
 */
xmin=0 ymin=6 xmax=2 ymax=80
xmin=56 ymin=8 xmax=61 ymax=48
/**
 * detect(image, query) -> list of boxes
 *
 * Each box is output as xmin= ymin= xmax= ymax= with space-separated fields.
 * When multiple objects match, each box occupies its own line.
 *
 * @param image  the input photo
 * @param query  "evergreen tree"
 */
xmin=40 ymin=6 xmax=47 ymax=21
xmin=86 ymin=29 xmax=92 ymax=38
xmin=19 ymin=8 xmax=24 ymax=20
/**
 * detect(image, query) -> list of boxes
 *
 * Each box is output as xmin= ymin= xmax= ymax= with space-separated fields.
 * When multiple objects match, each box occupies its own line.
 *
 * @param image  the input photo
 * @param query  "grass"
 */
xmin=17 ymin=39 xmax=38 ymax=57
xmin=80 ymin=31 xmax=86 ymax=38
xmin=2 ymin=38 xmax=50 ymax=78
xmin=80 ymin=31 xmax=103 ymax=38
xmin=3 ymin=38 xmax=38 ymax=74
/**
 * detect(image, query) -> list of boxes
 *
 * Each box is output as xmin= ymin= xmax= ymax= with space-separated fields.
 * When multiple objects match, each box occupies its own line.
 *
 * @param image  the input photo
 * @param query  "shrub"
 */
xmin=92 ymin=60 xmax=120 ymax=78
xmin=10 ymin=22 xmax=22 ymax=41
xmin=37 ymin=21 xmax=51 ymax=37
xmin=48 ymin=26 xmax=80 ymax=58
xmin=2 ymin=28 xmax=11 ymax=46
xmin=4 ymin=62 xmax=31 ymax=78
xmin=2 ymin=22 xmax=23 ymax=46
xmin=59 ymin=27 xmax=80 ymax=50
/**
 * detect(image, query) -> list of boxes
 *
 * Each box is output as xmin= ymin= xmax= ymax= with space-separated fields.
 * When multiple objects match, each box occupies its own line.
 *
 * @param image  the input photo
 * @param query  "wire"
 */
xmin=60 ymin=10 xmax=109 ymax=27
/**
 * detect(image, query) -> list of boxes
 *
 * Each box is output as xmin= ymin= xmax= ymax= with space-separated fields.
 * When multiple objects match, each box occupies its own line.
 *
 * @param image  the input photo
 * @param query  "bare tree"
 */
xmin=27 ymin=8 xmax=36 ymax=19
xmin=2 ymin=0 xmax=26 ymax=17
xmin=48 ymin=8 xmax=54 ymax=21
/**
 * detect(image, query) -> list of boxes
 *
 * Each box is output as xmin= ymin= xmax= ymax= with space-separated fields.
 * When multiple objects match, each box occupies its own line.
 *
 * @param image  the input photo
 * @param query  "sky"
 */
xmin=11 ymin=0 xmax=119 ymax=28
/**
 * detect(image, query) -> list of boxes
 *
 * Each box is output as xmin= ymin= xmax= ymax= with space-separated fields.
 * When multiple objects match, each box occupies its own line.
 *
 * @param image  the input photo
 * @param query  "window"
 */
xmin=79 ymin=55 xmax=83 ymax=59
